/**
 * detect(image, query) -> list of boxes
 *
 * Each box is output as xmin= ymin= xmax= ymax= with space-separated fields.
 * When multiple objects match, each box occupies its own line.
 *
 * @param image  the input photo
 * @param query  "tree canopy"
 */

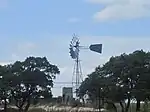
xmin=0 ymin=57 xmax=60 ymax=112
xmin=78 ymin=50 xmax=150 ymax=112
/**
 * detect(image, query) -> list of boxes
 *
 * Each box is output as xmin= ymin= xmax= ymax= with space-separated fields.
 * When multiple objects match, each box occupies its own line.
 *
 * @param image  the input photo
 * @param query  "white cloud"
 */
xmin=68 ymin=17 xmax=81 ymax=23
xmin=86 ymin=0 xmax=150 ymax=22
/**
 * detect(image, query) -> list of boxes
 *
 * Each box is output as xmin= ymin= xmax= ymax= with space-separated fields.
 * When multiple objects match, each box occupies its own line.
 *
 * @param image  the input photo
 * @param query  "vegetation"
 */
xmin=0 ymin=50 xmax=150 ymax=112
xmin=0 ymin=57 xmax=60 ymax=112
xmin=78 ymin=50 xmax=150 ymax=112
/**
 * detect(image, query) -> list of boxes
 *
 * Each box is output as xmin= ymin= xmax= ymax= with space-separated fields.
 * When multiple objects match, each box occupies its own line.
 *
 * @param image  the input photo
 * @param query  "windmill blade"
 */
xmin=89 ymin=44 xmax=102 ymax=54
xmin=74 ymin=47 xmax=79 ymax=57
xmin=69 ymin=44 xmax=72 ymax=47
xmin=70 ymin=41 xmax=73 ymax=45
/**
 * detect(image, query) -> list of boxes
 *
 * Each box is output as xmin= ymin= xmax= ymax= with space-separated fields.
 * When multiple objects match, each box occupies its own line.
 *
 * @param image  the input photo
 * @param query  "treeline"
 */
xmin=78 ymin=50 xmax=150 ymax=112
xmin=0 ymin=57 xmax=60 ymax=112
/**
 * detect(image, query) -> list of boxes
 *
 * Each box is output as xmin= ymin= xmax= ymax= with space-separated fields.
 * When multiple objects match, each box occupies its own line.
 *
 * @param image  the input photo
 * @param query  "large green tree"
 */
xmin=0 ymin=65 xmax=12 ymax=112
xmin=8 ymin=57 xmax=60 ymax=112
xmin=79 ymin=50 xmax=150 ymax=112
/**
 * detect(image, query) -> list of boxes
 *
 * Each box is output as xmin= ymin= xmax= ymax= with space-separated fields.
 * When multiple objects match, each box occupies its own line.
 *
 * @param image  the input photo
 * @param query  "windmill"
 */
xmin=69 ymin=34 xmax=102 ymax=97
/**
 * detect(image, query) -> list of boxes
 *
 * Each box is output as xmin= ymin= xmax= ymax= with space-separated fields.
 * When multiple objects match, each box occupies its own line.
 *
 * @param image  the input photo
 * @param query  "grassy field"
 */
xmin=115 ymin=103 xmax=150 ymax=112
xmin=1 ymin=103 xmax=150 ymax=112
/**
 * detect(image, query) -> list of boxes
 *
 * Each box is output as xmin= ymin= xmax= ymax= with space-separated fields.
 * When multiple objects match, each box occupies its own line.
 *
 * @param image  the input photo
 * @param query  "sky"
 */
xmin=0 ymin=0 xmax=150 ymax=96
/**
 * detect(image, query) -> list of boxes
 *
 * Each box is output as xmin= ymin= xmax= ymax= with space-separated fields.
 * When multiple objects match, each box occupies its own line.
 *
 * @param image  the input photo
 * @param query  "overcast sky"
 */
xmin=0 ymin=0 xmax=150 ymax=96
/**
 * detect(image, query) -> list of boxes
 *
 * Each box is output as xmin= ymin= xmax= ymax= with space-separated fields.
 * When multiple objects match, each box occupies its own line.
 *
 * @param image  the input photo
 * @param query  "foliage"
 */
xmin=79 ymin=50 xmax=150 ymax=112
xmin=0 ymin=57 xmax=60 ymax=112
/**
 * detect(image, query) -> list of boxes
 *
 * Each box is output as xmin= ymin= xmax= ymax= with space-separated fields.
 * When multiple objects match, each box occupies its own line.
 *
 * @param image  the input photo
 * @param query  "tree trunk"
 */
xmin=4 ymin=99 xmax=7 ymax=112
xmin=16 ymin=101 xmax=24 ymax=112
xmin=125 ymin=98 xmax=130 ymax=112
xmin=143 ymin=99 xmax=148 ymax=112
xmin=24 ymin=99 xmax=31 ymax=112
xmin=18 ymin=107 xmax=23 ymax=112
xmin=15 ymin=97 xmax=26 ymax=112
xmin=120 ymin=101 xmax=125 ymax=112
xmin=82 ymin=98 xmax=85 ymax=106
xmin=136 ymin=99 xmax=141 ymax=112
xmin=106 ymin=101 xmax=117 ymax=112
xmin=102 ymin=97 xmax=105 ymax=108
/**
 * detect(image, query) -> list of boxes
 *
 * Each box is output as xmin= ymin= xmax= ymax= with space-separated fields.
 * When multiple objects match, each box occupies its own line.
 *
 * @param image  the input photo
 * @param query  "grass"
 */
xmin=115 ymin=103 xmax=150 ymax=112
xmin=1 ymin=103 xmax=150 ymax=112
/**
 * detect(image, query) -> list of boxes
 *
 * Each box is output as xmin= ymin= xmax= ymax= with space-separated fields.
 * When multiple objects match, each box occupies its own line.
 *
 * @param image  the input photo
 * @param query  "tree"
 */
xmin=103 ymin=53 xmax=132 ymax=112
xmin=103 ymin=50 xmax=150 ymax=112
xmin=126 ymin=50 xmax=150 ymax=111
xmin=0 ymin=65 xmax=12 ymax=112
xmin=79 ymin=50 xmax=150 ymax=112
xmin=9 ymin=57 xmax=60 ymax=112
xmin=78 ymin=66 xmax=116 ymax=108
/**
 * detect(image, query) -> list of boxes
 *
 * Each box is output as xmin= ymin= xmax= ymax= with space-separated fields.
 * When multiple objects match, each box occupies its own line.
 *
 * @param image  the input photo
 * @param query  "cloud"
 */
xmin=68 ymin=17 xmax=81 ymax=23
xmin=86 ymin=0 xmax=150 ymax=22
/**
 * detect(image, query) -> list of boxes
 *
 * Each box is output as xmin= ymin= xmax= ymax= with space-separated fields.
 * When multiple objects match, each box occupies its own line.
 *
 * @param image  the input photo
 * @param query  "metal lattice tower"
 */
xmin=69 ymin=34 xmax=82 ymax=97
xmin=72 ymin=53 xmax=83 ymax=95
xmin=69 ymin=34 xmax=103 ymax=98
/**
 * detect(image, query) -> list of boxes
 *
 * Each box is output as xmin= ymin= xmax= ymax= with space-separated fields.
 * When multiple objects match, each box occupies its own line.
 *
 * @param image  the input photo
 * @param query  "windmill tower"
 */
xmin=69 ymin=34 xmax=103 ymax=98
xmin=69 ymin=35 xmax=82 ymax=97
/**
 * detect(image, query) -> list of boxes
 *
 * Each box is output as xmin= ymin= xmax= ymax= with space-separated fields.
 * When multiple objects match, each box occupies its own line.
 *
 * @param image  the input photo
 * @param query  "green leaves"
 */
xmin=79 ymin=50 xmax=150 ymax=110
xmin=0 ymin=56 xmax=60 ymax=112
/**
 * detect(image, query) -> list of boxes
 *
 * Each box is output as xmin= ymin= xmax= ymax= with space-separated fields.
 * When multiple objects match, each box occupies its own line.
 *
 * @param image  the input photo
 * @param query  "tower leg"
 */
xmin=72 ymin=58 xmax=83 ymax=98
